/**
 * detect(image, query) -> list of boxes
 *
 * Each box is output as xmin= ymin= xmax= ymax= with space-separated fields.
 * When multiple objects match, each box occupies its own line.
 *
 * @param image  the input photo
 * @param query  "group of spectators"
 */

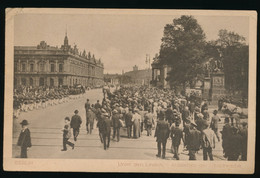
xmin=13 ymin=85 xmax=86 ymax=118
xmin=83 ymin=85 xmax=248 ymax=161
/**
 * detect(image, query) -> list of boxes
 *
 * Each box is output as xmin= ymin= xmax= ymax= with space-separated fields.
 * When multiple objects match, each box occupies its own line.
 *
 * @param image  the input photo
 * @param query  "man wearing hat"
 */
xmin=170 ymin=121 xmax=183 ymax=160
xmin=186 ymin=121 xmax=201 ymax=160
xmin=154 ymin=111 xmax=170 ymax=159
xmin=70 ymin=110 xmax=82 ymax=141
xmin=99 ymin=112 xmax=112 ymax=150
xmin=17 ymin=120 xmax=32 ymax=158
xmin=221 ymin=117 xmax=233 ymax=158
xmin=125 ymin=108 xmax=133 ymax=138
xmin=112 ymin=109 xmax=121 ymax=142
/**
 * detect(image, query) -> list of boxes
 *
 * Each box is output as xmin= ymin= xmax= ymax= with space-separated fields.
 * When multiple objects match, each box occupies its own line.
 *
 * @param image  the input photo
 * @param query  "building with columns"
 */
xmin=14 ymin=34 xmax=104 ymax=89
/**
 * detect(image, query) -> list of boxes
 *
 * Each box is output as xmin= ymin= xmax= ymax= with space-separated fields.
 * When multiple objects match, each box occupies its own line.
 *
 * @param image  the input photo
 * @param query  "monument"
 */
xmin=209 ymin=58 xmax=226 ymax=104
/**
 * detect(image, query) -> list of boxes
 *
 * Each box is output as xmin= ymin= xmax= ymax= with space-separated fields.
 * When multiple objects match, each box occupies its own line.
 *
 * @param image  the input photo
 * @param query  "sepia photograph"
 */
xmin=4 ymin=8 xmax=257 ymax=173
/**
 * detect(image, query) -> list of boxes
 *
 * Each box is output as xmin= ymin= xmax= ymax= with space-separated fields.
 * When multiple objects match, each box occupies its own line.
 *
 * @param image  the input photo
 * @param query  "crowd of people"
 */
xmin=16 ymin=85 xmax=248 ymax=161
xmin=13 ymin=85 xmax=86 ymax=118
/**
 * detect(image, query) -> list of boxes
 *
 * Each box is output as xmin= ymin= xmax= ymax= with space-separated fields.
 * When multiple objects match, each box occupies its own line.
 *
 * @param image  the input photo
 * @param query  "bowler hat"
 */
xmin=20 ymin=120 xmax=29 ymax=125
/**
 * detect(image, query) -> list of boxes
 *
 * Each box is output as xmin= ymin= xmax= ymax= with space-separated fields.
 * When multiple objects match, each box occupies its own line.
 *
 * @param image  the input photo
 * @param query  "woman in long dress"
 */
xmin=132 ymin=110 xmax=141 ymax=138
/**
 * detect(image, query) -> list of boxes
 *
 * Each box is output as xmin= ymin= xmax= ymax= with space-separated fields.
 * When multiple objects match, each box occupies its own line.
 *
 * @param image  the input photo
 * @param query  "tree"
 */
xmin=215 ymin=29 xmax=248 ymax=95
xmin=159 ymin=15 xmax=206 ymax=90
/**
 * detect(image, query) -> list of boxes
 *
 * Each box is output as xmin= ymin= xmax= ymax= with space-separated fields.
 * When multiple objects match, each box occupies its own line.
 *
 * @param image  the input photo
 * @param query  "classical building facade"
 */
xmin=14 ymin=34 xmax=104 ymax=88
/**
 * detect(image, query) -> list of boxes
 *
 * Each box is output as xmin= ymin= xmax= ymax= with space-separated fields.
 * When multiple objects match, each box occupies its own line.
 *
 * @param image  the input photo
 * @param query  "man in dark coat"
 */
xmin=70 ymin=110 xmax=82 ymax=141
xmin=112 ymin=109 xmax=121 ymax=142
xmin=61 ymin=117 xmax=74 ymax=151
xmin=154 ymin=111 xmax=170 ymax=159
xmin=239 ymin=122 xmax=248 ymax=161
xmin=220 ymin=117 xmax=233 ymax=158
xmin=99 ymin=113 xmax=112 ymax=150
xmin=170 ymin=121 xmax=183 ymax=160
xmin=125 ymin=108 xmax=133 ymax=138
xmin=17 ymin=120 xmax=32 ymax=158
xmin=186 ymin=121 xmax=201 ymax=160
xmin=95 ymin=100 xmax=102 ymax=110
xmin=85 ymin=99 xmax=91 ymax=113
xmin=165 ymin=105 xmax=174 ymax=126
xmin=225 ymin=127 xmax=242 ymax=161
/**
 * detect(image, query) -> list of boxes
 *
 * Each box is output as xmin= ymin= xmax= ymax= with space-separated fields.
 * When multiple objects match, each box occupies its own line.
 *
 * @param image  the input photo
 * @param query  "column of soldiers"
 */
xmin=13 ymin=85 xmax=86 ymax=119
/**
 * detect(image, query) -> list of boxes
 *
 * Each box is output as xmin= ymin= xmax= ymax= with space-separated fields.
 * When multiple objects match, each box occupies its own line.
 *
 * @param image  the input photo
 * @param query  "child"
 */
xmin=61 ymin=117 xmax=74 ymax=151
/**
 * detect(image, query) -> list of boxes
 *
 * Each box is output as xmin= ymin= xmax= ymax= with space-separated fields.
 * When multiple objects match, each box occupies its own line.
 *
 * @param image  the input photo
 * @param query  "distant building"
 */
xmin=104 ymin=74 xmax=121 ymax=85
xmin=123 ymin=65 xmax=152 ymax=86
xmin=14 ymin=33 xmax=104 ymax=88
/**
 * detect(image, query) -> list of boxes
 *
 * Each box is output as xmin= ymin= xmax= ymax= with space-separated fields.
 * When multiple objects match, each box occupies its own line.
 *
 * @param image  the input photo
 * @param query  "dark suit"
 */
xmin=221 ymin=123 xmax=232 ymax=157
xmin=171 ymin=126 xmax=183 ymax=160
xmin=186 ymin=128 xmax=201 ymax=160
xmin=17 ymin=128 xmax=32 ymax=158
xmin=112 ymin=113 xmax=121 ymax=141
xmin=125 ymin=112 xmax=133 ymax=138
xmin=154 ymin=120 xmax=170 ymax=158
xmin=70 ymin=114 xmax=82 ymax=141
xmin=99 ymin=117 xmax=111 ymax=150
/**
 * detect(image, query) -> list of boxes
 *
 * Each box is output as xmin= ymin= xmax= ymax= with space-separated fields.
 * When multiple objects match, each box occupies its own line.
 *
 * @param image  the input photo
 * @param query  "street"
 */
xmin=13 ymin=88 xmax=228 ymax=160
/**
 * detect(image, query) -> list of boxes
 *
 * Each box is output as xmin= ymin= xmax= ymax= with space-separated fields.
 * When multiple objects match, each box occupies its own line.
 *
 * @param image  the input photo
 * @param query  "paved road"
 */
xmin=13 ymin=88 xmax=230 ymax=160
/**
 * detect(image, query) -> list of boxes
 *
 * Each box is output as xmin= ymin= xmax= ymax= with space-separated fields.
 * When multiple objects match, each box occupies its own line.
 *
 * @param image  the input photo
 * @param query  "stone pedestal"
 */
xmin=210 ymin=72 xmax=225 ymax=105
xmin=202 ymin=77 xmax=211 ymax=100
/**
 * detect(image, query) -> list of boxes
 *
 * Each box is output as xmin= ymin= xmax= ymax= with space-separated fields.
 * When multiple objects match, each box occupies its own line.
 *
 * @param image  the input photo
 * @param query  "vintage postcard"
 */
xmin=4 ymin=8 xmax=257 ymax=173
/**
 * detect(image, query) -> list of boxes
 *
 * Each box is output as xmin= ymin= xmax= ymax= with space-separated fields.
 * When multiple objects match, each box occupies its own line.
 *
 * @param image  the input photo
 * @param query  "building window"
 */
xmin=59 ymin=78 xmax=63 ymax=86
xmin=50 ymin=78 xmax=54 ymax=87
xmin=22 ymin=63 xmax=26 ymax=72
xmin=30 ymin=64 xmax=34 ymax=72
xmin=29 ymin=78 xmax=33 ymax=86
xmin=59 ymin=64 xmax=63 ymax=72
xmin=50 ymin=64 xmax=55 ymax=72
xmin=21 ymin=78 xmax=26 ymax=86
xmin=39 ymin=78 xmax=44 ymax=86
xmin=40 ymin=63 xmax=45 ymax=72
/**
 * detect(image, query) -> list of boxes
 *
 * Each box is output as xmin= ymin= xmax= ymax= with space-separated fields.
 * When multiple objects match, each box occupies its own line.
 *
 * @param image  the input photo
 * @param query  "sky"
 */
xmin=14 ymin=13 xmax=249 ymax=74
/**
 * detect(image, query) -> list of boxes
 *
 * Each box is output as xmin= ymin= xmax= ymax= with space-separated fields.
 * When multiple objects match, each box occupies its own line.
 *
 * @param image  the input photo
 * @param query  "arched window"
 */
xmin=50 ymin=78 xmax=54 ymax=87
xmin=39 ymin=78 xmax=44 ymax=86
xmin=58 ymin=78 xmax=63 ymax=86
xmin=59 ymin=64 xmax=63 ymax=72
xmin=50 ymin=64 xmax=55 ymax=72
xmin=30 ymin=64 xmax=34 ymax=72
xmin=29 ymin=78 xmax=33 ymax=86
xmin=21 ymin=78 xmax=26 ymax=86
